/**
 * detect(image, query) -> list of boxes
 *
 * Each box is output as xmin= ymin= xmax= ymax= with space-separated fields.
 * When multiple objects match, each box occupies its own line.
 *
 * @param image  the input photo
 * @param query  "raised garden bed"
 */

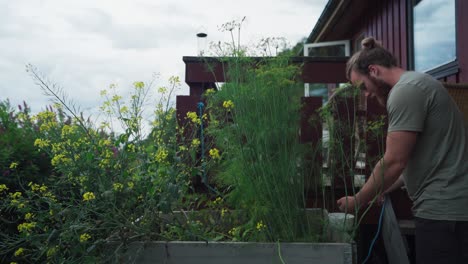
xmin=120 ymin=241 xmax=356 ymax=264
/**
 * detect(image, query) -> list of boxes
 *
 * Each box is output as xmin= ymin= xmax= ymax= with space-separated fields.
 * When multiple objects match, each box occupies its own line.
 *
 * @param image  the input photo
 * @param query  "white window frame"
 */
xmin=303 ymin=40 xmax=351 ymax=96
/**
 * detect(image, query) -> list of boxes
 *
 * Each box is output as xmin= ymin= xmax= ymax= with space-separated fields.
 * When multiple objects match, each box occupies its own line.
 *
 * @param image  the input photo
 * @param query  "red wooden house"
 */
xmin=179 ymin=0 xmax=467 ymax=262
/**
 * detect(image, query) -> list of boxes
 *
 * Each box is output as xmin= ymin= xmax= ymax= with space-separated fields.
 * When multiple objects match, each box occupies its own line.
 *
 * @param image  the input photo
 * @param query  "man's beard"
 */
xmin=369 ymin=75 xmax=392 ymax=107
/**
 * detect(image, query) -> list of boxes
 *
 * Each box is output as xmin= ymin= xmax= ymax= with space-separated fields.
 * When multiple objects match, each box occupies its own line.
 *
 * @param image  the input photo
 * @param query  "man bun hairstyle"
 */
xmin=361 ymin=37 xmax=382 ymax=49
xmin=346 ymin=37 xmax=398 ymax=79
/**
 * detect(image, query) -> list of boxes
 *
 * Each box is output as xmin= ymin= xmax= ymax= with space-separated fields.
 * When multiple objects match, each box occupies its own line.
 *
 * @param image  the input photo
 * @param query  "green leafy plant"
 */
xmin=0 ymin=66 xmax=206 ymax=263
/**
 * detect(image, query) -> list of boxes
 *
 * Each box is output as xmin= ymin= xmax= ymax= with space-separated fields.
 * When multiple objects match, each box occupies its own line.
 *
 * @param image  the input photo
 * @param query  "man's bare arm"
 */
xmin=355 ymin=131 xmax=417 ymax=206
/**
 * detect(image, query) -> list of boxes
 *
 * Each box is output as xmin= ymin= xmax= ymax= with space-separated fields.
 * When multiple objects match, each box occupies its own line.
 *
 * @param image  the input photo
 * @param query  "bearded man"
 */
xmin=337 ymin=37 xmax=468 ymax=264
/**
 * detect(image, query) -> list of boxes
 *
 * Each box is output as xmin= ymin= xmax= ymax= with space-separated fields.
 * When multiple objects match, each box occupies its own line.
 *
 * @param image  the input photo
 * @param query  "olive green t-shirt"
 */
xmin=387 ymin=71 xmax=468 ymax=220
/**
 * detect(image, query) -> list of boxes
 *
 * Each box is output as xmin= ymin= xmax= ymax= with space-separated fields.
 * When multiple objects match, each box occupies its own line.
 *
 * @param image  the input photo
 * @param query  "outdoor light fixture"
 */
xmin=196 ymin=31 xmax=207 ymax=56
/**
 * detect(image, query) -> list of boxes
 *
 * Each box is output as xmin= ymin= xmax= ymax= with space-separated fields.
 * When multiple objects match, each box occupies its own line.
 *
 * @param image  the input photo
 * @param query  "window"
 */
xmin=304 ymin=40 xmax=350 ymax=58
xmin=303 ymin=40 xmax=350 ymax=97
xmin=412 ymin=0 xmax=456 ymax=72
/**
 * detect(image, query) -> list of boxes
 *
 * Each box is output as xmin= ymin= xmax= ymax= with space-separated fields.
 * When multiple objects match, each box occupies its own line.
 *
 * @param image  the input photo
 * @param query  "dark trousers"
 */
xmin=415 ymin=217 xmax=468 ymax=264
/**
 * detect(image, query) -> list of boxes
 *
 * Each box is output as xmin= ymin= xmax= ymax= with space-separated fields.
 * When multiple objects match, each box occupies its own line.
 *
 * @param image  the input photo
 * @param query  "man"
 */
xmin=337 ymin=37 xmax=468 ymax=264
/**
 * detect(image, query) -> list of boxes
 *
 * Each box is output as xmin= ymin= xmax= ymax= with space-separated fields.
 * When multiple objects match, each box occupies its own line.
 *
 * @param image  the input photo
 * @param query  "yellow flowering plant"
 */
xmin=0 ymin=68 xmax=212 ymax=262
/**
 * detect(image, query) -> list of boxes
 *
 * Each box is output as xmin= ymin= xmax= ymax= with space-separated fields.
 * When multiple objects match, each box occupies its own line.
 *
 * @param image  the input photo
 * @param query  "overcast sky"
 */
xmin=1 ymin=0 xmax=328 ymax=120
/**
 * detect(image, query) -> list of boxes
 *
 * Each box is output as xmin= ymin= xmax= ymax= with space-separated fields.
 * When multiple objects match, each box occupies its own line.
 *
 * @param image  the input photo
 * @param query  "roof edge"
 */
xmin=306 ymin=0 xmax=341 ymax=44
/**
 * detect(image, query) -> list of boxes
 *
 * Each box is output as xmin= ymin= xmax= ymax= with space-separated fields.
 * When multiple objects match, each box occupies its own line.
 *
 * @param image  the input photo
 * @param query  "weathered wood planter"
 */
xmin=113 ymin=209 xmax=356 ymax=263
xmin=121 ymin=241 xmax=355 ymax=264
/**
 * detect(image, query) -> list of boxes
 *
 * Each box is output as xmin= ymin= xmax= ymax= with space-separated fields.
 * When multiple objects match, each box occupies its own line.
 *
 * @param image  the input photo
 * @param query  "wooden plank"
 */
xmin=382 ymin=0 xmax=389 ymax=49
xmin=184 ymin=57 xmax=348 ymax=84
xmin=393 ymin=0 xmax=401 ymax=65
xmin=301 ymin=61 xmax=348 ymax=83
xmin=400 ymin=0 xmax=407 ymax=69
xmin=376 ymin=1 xmax=382 ymax=41
xmin=122 ymin=242 xmax=355 ymax=264
xmin=382 ymin=197 xmax=410 ymax=264
xmin=185 ymin=61 xmax=226 ymax=83
xmin=370 ymin=7 xmax=376 ymax=38
xmin=388 ymin=0 xmax=394 ymax=54
xmin=446 ymin=74 xmax=457 ymax=84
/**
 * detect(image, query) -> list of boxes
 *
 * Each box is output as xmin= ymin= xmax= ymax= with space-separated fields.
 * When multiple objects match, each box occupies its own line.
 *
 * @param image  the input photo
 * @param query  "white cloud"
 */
xmin=0 ymin=0 xmax=328 ymax=117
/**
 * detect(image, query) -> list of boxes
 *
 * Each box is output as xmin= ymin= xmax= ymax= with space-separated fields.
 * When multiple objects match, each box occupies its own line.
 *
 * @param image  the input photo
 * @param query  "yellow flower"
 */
xmin=17 ymin=222 xmax=36 ymax=233
xmin=113 ymin=183 xmax=124 ymax=192
xmin=209 ymin=148 xmax=221 ymax=160
xmin=0 ymin=184 xmax=8 ymax=193
xmin=34 ymin=138 xmax=50 ymax=148
xmin=222 ymin=100 xmax=234 ymax=109
xmin=228 ymin=227 xmax=238 ymax=236
xmin=169 ymin=76 xmax=180 ymax=84
xmin=28 ymin=182 xmax=48 ymax=193
xmin=10 ymin=262 xmax=18 ymax=264
xmin=82 ymin=192 xmax=96 ymax=201
xmin=43 ymin=191 xmax=57 ymax=202
xmin=61 ymin=124 xmax=72 ymax=138
xmin=120 ymin=106 xmax=129 ymax=114
xmin=98 ymin=139 xmax=112 ymax=147
xmin=25 ymin=213 xmax=34 ymax=220
xmin=179 ymin=145 xmax=187 ymax=151
xmin=133 ymin=81 xmax=145 ymax=89
xmin=100 ymin=89 xmax=107 ymax=96
xmin=9 ymin=162 xmax=18 ymax=169
xmin=39 ymin=185 xmax=48 ymax=193
xmin=127 ymin=181 xmax=134 ymax=189
xmin=204 ymin=88 xmax=216 ymax=96
xmin=158 ymin=86 xmax=167 ymax=94
xmin=10 ymin=192 xmax=22 ymax=199
xmin=213 ymin=196 xmax=223 ymax=205
xmin=51 ymin=154 xmax=72 ymax=167
xmin=79 ymin=233 xmax=91 ymax=243
xmin=186 ymin=111 xmax=200 ymax=124
xmin=221 ymin=208 xmax=228 ymax=217
xmin=191 ymin=139 xmax=200 ymax=147
xmin=29 ymin=182 xmax=40 ymax=191
xmin=127 ymin=143 xmax=136 ymax=152
xmin=111 ymin=95 xmax=122 ymax=102
xmin=14 ymin=247 xmax=24 ymax=257
xmin=155 ymin=148 xmax=169 ymax=163
xmin=256 ymin=221 xmax=266 ymax=231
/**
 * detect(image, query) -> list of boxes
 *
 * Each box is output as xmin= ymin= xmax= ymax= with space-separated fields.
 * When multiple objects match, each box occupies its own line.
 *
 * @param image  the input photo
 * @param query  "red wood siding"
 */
xmin=357 ymin=0 xmax=408 ymax=69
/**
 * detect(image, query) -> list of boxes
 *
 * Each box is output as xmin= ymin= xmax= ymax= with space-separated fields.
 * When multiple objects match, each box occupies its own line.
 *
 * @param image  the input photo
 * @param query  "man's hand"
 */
xmin=337 ymin=196 xmax=359 ymax=213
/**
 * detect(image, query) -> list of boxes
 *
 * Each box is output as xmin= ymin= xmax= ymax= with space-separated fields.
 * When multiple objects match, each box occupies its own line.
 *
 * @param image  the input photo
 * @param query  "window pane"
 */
xmin=308 ymin=83 xmax=328 ymax=99
xmin=413 ymin=0 xmax=456 ymax=72
xmin=307 ymin=45 xmax=346 ymax=57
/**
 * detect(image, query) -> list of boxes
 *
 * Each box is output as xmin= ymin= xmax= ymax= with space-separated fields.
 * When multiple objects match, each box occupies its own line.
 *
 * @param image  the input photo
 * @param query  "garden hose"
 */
xmin=197 ymin=101 xmax=218 ymax=194
xmin=362 ymin=195 xmax=387 ymax=264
